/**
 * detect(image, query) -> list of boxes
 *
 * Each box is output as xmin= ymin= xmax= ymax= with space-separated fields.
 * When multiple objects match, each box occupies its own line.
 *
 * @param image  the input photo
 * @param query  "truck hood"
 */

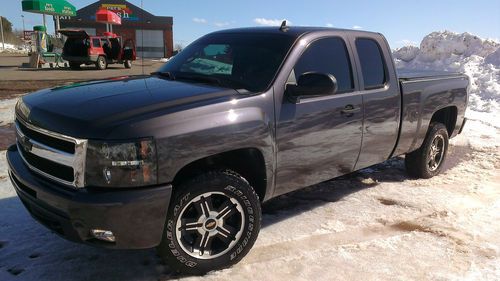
xmin=19 ymin=76 xmax=238 ymax=138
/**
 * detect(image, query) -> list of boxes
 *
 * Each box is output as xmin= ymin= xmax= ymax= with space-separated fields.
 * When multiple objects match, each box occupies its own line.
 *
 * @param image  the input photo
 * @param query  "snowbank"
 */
xmin=0 ymin=43 xmax=28 ymax=54
xmin=0 ymin=98 xmax=17 ymax=126
xmin=393 ymin=31 xmax=500 ymax=113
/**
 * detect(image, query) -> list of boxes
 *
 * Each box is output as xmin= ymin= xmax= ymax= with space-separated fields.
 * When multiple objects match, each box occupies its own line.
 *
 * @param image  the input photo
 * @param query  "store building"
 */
xmin=59 ymin=0 xmax=173 ymax=58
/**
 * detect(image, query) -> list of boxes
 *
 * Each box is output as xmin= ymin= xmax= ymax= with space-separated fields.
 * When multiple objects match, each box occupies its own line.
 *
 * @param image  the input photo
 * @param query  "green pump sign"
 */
xmin=44 ymin=3 xmax=56 ymax=13
xmin=22 ymin=0 xmax=77 ymax=17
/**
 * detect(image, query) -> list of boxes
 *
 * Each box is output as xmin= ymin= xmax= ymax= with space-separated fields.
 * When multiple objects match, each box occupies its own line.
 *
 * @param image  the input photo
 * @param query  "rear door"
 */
xmin=349 ymin=35 xmax=401 ymax=170
xmin=274 ymin=35 xmax=363 ymax=196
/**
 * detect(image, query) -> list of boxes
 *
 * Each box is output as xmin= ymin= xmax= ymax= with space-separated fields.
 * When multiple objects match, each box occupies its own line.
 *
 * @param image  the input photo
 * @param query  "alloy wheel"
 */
xmin=428 ymin=134 xmax=445 ymax=171
xmin=175 ymin=191 xmax=245 ymax=259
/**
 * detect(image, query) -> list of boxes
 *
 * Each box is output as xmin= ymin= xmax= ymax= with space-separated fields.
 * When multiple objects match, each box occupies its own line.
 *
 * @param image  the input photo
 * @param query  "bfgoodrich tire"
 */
xmin=405 ymin=122 xmax=449 ymax=179
xmin=157 ymin=170 xmax=261 ymax=275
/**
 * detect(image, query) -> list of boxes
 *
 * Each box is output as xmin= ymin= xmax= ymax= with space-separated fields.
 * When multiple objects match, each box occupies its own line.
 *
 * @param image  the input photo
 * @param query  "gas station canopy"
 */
xmin=96 ymin=9 xmax=121 ymax=25
xmin=22 ymin=0 xmax=76 ymax=16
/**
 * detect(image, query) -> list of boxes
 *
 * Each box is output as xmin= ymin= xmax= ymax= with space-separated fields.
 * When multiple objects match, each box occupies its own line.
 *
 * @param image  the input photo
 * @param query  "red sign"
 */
xmin=96 ymin=9 xmax=122 ymax=25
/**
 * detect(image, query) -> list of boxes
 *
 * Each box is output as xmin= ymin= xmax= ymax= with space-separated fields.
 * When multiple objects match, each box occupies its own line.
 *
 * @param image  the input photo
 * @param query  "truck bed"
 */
xmin=392 ymin=69 xmax=469 ymax=157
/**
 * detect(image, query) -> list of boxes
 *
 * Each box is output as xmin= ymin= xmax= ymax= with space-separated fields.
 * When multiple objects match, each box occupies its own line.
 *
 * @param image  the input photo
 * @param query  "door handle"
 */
xmin=340 ymin=105 xmax=360 ymax=116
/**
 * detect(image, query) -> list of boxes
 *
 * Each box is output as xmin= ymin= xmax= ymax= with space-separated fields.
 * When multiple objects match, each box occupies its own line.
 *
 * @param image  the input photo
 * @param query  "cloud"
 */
xmin=326 ymin=23 xmax=334 ymax=27
xmin=254 ymin=18 xmax=291 ymax=26
xmin=352 ymin=25 xmax=363 ymax=29
xmin=214 ymin=21 xmax=230 ymax=27
xmin=192 ymin=17 xmax=207 ymax=24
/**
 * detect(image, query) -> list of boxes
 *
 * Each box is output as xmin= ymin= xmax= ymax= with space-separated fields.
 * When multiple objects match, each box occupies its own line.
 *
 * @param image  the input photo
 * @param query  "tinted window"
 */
xmin=356 ymin=38 xmax=386 ymax=88
xmin=92 ymin=38 xmax=100 ymax=48
xmin=159 ymin=33 xmax=295 ymax=92
xmin=180 ymin=44 xmax=233 ymax=75
xmin=294 ymin=37 xmax=353 ymax=93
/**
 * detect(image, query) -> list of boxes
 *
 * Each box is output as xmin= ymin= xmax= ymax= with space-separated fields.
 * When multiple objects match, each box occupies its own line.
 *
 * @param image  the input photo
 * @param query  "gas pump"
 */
xmin=31 ymin=25 xmax=48 ymax=53
xmin=28 ymin=25 xmax=65 ymax=68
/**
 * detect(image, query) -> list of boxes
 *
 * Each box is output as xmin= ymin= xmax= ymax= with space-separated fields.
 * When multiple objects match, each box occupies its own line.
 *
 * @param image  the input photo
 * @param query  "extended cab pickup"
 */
xmin=7 ymin=26 xmax=468 ymax=275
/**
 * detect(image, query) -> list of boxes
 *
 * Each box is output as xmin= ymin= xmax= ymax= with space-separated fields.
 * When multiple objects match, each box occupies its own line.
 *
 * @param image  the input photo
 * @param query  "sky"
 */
xmin=2 ymin=0 xmax=500 ymax=48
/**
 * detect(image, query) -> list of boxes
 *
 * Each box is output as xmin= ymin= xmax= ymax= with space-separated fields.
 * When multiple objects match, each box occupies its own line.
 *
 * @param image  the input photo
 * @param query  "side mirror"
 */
xmin=286 ymin=72 xmax=338 ymax=103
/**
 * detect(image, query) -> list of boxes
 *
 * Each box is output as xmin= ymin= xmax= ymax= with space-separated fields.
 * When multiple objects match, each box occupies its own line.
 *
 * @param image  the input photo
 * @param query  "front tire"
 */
xmin=95 ymin=56 xmax=107 ymax=70
xmin=157 ymin=170 xmax=261 ymax=275
xmin=405 ymin=122 xmax=449 ymax=178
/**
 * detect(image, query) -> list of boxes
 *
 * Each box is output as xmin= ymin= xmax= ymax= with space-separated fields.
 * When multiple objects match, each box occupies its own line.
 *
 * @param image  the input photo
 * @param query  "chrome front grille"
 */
xmin=15 ymin=118 xmax=87 ymax=188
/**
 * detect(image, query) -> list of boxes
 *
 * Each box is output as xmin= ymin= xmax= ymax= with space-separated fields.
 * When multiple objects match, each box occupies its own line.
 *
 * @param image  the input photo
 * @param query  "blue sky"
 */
xmin=4 ymin=0 xmax=500 ymax=48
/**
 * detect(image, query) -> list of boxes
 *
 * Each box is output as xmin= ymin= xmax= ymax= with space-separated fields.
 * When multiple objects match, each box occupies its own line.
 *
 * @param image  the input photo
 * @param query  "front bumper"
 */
xmin=6 ymin=144 xmax=172 ymax=249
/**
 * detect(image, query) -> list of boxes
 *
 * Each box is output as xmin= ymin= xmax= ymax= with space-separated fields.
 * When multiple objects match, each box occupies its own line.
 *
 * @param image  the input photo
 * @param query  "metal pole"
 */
xmin=0 ymin=16 xmax=5 ymax=50
xmin=43 ymin=14 xmax=46 ymax=28
xmin=55 ymin=15 xmax=60 ymax=36
xmin=22 ymin=15 xmax=26 ymax=50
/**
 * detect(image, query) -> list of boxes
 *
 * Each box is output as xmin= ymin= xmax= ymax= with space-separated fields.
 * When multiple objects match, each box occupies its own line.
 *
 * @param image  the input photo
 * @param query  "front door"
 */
xmin=275 ymin=36 xmax=363 ymax=196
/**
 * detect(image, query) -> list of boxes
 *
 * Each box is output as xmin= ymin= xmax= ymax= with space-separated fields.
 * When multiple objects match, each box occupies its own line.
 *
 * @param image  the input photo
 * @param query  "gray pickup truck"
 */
xmin=7 ymin=26 xmax=468 ymax=275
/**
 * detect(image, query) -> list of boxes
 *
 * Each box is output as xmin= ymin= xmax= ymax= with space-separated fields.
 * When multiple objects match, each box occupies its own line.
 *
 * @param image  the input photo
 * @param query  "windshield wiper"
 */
xmin=151 ymin=71 xmax=176 ymax=80
xmin=174 ymin=73 xmax=223 ymax=86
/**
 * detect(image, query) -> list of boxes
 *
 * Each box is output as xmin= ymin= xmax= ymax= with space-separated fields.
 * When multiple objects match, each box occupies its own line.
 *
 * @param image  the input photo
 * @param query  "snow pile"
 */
xmin=394 ymin=31 xmax=500 ymax=113
xmin=0 ymin=98 xmax=17 ymax=126
xmin=0 ymin=43 xmax=28 ymax=54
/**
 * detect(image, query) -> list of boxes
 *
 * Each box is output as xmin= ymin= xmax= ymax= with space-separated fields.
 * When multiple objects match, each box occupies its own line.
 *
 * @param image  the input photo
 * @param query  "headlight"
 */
xmin=85 ymin=138 xmax=157 ymax=187
xmin=16 ymin=98 xmax=31 ymax=120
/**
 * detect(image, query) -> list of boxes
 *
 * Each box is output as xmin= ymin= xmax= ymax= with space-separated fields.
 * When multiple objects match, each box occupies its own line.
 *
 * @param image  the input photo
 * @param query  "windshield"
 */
xmin=157 ymin=33 xmax=296 ymax=92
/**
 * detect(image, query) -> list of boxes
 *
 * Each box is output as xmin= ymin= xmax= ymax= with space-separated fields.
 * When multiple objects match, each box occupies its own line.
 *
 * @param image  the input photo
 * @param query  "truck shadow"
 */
xmin=261 ymin=141 xmax=471 ymax=227
xmin=261 ymin=156 xmax=408 ymax=227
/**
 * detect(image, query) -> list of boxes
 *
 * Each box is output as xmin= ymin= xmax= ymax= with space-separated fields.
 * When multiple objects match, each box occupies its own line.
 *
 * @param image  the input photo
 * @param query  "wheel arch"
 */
xmin=171 ymin=148 xmax=268 ymax=202
xmin=430 ymin=105 xmax=458 ymax=136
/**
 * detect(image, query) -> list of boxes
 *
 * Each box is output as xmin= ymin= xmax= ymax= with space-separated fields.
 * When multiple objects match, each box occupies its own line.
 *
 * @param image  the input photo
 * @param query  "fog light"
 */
xmin=90 ymin=229 xmax=116 ymax=242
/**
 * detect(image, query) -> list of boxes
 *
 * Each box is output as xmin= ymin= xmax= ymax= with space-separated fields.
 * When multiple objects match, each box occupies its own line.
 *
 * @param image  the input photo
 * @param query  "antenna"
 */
xmin=279 ymin=20 xmax=289 ymax=32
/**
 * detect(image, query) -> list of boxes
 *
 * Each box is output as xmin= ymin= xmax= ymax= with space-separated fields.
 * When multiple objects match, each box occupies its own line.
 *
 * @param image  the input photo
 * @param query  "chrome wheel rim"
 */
xmin=428 ymin=135 xmax=445 ymax=171
xmin=175 ymin=191 xmax=245 ymax=259
xmin=99 ymin=59 xmax=105 ymax=68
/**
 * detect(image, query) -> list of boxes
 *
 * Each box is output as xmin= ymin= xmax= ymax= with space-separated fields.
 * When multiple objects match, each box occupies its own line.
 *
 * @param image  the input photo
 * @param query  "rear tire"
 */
xmin=96 ymin=56 xmax=107 ymax=70
xmin=157 ymin=170 xmax=261 ymax=275
xmin=405 ymin=122 xmax=449 ymax=178
xmin=69 ymin=62 xmax=80 ymax=70
xmin=124 ymin=60 xmax=132 ymax=69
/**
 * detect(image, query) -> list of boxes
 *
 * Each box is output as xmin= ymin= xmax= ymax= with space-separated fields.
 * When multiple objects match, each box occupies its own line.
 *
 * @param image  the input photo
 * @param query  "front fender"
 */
xmin=158 ymin=106 xmax=273 ymax=176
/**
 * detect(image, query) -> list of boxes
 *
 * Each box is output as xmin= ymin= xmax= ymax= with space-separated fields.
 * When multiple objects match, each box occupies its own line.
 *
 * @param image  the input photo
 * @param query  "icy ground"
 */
xmin=0 ymin=31 xmax=499 ymax=280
